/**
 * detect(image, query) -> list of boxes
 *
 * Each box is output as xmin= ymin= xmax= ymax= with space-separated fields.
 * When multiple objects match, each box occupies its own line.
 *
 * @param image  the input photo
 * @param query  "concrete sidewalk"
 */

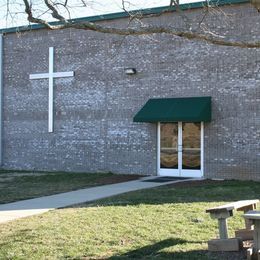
xmin=0 ymin=177 xmax=197 ymax=224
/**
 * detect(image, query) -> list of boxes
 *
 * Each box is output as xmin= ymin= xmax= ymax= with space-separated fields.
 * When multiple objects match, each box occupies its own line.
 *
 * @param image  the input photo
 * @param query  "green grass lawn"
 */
xmin=0 ymin=171 xmax=141 ymax=204
xmin=0 ymin=180 xmax=259 ymax=259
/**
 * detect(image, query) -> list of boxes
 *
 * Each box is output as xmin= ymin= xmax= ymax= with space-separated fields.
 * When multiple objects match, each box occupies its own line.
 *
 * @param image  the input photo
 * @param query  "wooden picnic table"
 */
xmin=206 ymin=200 xmax=259 ymax=240
xmin=243 ymin=210 xmax=260 ymax=260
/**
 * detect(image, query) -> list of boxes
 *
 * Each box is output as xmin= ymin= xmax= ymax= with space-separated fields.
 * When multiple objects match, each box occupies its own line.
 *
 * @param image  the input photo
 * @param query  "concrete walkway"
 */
xmin=0 ymin=177 xmax=198 ymax=224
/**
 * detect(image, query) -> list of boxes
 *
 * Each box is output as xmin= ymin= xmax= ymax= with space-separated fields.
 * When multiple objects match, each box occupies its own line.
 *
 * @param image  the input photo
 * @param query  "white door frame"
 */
xmin=157 ymin=122 xmax=204 ymax=178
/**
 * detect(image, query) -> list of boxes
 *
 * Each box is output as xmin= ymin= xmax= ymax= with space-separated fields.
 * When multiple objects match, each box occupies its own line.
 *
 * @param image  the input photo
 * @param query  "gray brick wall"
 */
xmin=2 ymin=3 xmax=260 ymax=179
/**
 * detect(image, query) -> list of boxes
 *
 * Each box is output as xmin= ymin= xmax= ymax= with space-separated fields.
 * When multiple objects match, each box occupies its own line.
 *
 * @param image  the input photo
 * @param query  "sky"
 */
xmin=0 ymin=0 xmax=199 ymax=29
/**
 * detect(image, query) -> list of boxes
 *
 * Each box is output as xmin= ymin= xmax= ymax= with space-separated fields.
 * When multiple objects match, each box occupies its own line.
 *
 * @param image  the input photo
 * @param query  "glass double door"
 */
xmin=158 ymin=122 xmax=203 ymax=178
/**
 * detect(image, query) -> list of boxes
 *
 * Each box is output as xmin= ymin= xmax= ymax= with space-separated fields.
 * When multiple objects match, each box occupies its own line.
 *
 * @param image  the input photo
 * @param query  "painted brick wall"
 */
xmin=2 ymin=3 xmax=260 ymax=179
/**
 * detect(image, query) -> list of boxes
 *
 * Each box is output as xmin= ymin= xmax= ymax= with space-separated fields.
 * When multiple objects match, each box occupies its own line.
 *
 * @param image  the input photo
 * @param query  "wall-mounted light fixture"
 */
xmin=124 ymin=68 xmax=137 ymax=75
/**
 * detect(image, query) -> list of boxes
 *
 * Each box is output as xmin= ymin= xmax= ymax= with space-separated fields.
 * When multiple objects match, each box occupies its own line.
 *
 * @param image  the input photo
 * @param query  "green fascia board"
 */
xmin=0 ymin=0 xmax=248 ymax=34
xmin=133 ymin=96 xmax=211 ymax=123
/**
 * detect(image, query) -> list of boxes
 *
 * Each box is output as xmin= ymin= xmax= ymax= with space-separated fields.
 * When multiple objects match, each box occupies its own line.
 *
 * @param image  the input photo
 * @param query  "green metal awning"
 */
xmin=133 ymin=97 xmax=211 ymax=123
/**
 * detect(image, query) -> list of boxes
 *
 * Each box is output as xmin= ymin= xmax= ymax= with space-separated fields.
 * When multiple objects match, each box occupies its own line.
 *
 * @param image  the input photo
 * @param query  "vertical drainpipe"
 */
xmin=0 ymin=34 xmax=3 ymax=166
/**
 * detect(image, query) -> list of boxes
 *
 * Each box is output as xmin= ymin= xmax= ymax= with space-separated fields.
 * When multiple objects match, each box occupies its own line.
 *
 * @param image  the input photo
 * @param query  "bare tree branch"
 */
xmin=196 ymin=2 xmax=209 ymax=30
xmin=18 ymin=0 xmax=260 ymax=49
xmin=53 ymin=2 xmax=72 ymax=20
xmin=44 ymin=0 xmax=67 ymax=22
xmin=80 ymin=0 xmax=88 ymax=7
xmin=23 ymin=0 xmax=53 ymax=29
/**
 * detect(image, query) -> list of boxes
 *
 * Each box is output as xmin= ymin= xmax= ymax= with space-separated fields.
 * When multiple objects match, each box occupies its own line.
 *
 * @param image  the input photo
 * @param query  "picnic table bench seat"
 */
xmin=206 ymin=200 xmax=259 ymax=252
xmin=243 ymin=211 xmax=260 ymax=260
xmin=206 ymin=200 xmax=259 ymax=215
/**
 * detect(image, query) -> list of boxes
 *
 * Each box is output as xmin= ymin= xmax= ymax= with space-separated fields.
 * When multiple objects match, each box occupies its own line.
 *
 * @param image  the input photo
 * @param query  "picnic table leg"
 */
xmin=245 ymin=219 xmax=254 ymax=230
xmin=254 ymin=221 xmax=260 ymax=254
xmin=218 ymin=218 xmax=228 ymax=239
xmin=244 ymin=204 xmax=257 ymax=230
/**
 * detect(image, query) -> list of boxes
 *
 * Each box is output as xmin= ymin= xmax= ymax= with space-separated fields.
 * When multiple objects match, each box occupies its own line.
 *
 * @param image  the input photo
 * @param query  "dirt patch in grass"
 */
xmin=0 ymin=172 xmax=48 ymax=182
xmin=167 ymin=179 xmax=225 ymax=188
xmin=93 ymin=174 xmax=145 ymax=185
xmin=0 ymin=172 xmax=145 ymax=204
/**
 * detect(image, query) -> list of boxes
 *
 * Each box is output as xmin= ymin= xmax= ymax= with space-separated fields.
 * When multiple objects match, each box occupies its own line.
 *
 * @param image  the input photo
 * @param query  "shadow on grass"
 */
xmin=109 ymin=238 xmax=187 ymax=259
xmin=109 ymin=238 xmax=246 ymax=260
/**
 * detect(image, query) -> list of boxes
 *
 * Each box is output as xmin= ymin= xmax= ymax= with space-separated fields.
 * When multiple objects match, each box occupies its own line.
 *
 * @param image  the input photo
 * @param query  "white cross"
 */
xmin=29 ymin=47 xmax=74 ymax=132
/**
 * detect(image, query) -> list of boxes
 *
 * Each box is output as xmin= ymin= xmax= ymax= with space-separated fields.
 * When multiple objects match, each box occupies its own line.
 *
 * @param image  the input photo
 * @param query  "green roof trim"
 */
xmin=133 ymin=96 xmax=212 ymax=123
xmin=0 ymin=0 xmax=248 ymax=34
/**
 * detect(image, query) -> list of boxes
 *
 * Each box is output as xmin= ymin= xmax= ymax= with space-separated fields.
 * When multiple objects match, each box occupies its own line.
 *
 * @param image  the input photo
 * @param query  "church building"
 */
xmin=0 ymin=0 xmax=259 ymax=180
